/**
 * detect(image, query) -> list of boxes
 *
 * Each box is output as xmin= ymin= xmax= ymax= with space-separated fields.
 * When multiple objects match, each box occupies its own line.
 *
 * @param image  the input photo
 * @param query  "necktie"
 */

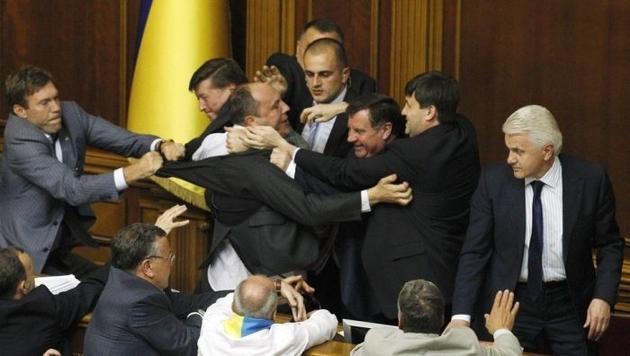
xmin=528 ymin=180 xmax=544 ymax=301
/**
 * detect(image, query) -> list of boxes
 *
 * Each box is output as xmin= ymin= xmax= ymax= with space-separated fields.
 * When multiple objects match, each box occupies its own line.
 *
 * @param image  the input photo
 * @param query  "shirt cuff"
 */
xmin=360 ymin=190 xmax=371 ymax=212
xmin=286 ymin=160 xmax=297 ymax=178
xmin=493 ymin=329 xmax=512 ymax=339
xmin=150 ymin=138 xmax=163 ymax=151
xmin=451 ymin=314 xmax=471 ymax=323
xmin=113 ymin=168 xmax=128 ymax=191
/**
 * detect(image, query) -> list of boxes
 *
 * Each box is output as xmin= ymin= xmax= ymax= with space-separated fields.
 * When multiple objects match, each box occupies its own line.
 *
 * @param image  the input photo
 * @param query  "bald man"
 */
xmin=198 ymin=275 xmax=337 ymax=356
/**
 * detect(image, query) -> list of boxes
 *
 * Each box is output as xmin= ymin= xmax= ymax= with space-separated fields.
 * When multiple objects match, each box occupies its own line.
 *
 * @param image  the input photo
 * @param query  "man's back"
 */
xmin=198 ymin=293 xmax=337 ymax=356
xmin=351 ymin=327 xmax=521 ymax=356
xmin=0 ymin=267 xmax=107 ymax=356
xmin=84 ymin=267 xmax=221 ymax=356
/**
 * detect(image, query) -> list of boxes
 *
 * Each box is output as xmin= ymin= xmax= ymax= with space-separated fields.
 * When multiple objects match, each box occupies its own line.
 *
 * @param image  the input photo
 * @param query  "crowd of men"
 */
xmin=0 ymin=18 xmax=623 ymax=356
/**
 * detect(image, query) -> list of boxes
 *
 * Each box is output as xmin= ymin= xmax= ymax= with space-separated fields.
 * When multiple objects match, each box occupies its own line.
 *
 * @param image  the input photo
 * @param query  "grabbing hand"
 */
xmin=225 ymin=125 xmax=250 ymax=153
xmin=270 ymin=148 xmax=293 ymax=171
xmin=123 ymin=151 xmax=163 ymax=183
xmin=160 ymin=140 xmax=185 ymax=161
xmin=300 ymin=102 xmax=348 ymax=124
xmin=484 ymin=290 xmax=520 ymax=334
xmin=154 ymin=204 xmax=190 ymax=235
xmin=254 ymin=65 xmax=288 ymax=94
xmin=242 ymin=125 xmax=287 ymax=150
xmin=367 ymin=174 xmax=413 ymax=206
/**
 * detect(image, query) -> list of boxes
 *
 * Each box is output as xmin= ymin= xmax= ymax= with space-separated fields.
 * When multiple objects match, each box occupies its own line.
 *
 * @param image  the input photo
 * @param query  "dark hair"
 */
xmin=5 ymin=65 xmax=53 ymax=113
xmin=188 ymin=58 xmax=248 ymax=92
xmin=0 ymin=248 xmax=26 ymax=299
xmin=222 ymin=84 xmax=260 ymax=126
xmin=304 ymin=38 xmax=348 ymax=69
xmin=111 ymin=223 xmax=166 ymax=271
xmin=347 ymin=93 xmax=406 ymax=139
xmin=397 ymin=279 xmax=444 ymax=333
xmin=404 ymin=70 xmax=459 ymax=124
xmin=302 ymin=19 xmax=344 ymax=43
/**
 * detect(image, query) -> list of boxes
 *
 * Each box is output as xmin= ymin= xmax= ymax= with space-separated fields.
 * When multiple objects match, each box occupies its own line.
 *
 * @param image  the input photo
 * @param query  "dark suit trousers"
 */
xmin=42 ymin=222 xmax=98 ymax=279
xmin=514 ymin=282 xmax=596 ymax=355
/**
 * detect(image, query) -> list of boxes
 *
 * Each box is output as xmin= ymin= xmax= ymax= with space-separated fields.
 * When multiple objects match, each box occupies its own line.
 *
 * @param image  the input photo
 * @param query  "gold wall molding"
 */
xmin=389 ymin=0 xmax=444 ymax=102
xmin=245 ymin=0 xmax=297 ymax=79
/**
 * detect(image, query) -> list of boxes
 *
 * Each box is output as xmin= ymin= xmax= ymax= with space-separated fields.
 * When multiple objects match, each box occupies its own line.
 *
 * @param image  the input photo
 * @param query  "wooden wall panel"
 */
xmin=457 ymin=0 xmax=630 ymax=234
xmin=0 ymin=0 xmax=126 ymax=125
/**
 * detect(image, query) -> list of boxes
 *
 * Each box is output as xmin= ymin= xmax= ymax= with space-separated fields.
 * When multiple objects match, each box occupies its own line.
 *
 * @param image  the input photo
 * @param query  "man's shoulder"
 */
xmin=559 ymin=154 xmax=607 ymax=177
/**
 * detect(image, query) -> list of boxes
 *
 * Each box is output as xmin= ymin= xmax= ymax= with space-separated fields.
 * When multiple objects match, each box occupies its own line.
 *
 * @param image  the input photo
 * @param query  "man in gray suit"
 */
xmin=351 ymin=279 xmax=522 ymax=356
xmin=0 ymin=66 xmax=184 ymax=277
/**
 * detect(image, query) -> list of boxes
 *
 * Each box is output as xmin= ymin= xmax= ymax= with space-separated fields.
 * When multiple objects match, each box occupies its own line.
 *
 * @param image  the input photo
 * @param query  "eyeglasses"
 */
xmin=145 ymin=251 xmax=176 ymax=264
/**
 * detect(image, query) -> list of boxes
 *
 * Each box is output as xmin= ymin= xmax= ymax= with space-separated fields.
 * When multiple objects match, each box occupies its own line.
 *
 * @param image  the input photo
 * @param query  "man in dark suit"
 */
xmin=183 ymin=57 xmax=249 ymax=159
xmin=257 ymin=19 xmax=376 ymax=133
xmin=0 ymin=66 xmax=182 ymax=277
xmin=158 ymin=83 xmax=412 ymax=292
xmin=83 ymin=223 xmax=227 ymax=356
xmin=0 ymin=247 xmax=108 ymax=356
xmin=259 ymin=71 xmax=480 ymax=320
xmin=449 ymin=105 xmax=623 ymax=354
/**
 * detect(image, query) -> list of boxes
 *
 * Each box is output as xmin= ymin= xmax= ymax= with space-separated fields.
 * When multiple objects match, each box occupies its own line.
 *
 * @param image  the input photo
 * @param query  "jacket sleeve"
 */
xmin=158 ymin=155 xmax=362 ymax=225
xmin=592 ymin=169 xmax=624 ymax=306
xmin=129 ymin=293 xmax=201 ymax=356
xmin=451 ymin=168 xmax=495 ymax=315
xmin=54 ymin=266 xmax=109 ymax=331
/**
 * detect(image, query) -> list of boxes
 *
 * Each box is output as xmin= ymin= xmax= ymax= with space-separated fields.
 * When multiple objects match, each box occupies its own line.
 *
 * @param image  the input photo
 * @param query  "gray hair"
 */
xmin=502 ymin=104 xmax=563 ymax=155
xmin=397 ymin=279 xmax=444 ymax=333
xmin=232 ymin=275 xmax=278 ymax=320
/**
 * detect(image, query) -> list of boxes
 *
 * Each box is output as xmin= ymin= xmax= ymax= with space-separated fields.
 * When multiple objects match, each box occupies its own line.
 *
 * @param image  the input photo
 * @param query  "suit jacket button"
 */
xmin=43 ymin=248 xmax=49 ymax=252
xmin=52 ymin=220 xmax=59 ymax=226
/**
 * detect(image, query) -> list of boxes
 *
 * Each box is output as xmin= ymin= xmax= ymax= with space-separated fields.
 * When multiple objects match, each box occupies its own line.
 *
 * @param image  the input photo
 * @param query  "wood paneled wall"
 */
xmin=456 ymin=0 xmax=630 ymax=234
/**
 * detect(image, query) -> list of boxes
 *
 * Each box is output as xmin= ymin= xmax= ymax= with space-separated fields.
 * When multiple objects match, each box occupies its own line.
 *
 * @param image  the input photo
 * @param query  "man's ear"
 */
xmin=16 ymin=280 xmax=28 ymax=298
xmin=12 ymin=104 xmax=28 ymax=119
xmin=380 ymin=122 xmax=393 ymax=141
xmin=140 ymin=260 xmax=155 ymax=279
xmin=542 ymin=144 xmax=555 ymax=161
xmin=243 ymin=115 xmax=257 ymax=127
xmin=341 ymin=66 xmax=351 ymax=85
xmin=425 ymin=105 xmax=438 ymax=122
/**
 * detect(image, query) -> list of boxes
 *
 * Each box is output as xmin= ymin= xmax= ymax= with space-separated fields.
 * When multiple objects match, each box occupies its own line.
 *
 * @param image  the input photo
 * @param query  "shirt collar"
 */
xmin=524 ymin=156 xmax=562 ymax=188
xmin=312 ymin=85 xmax=348 ymax=106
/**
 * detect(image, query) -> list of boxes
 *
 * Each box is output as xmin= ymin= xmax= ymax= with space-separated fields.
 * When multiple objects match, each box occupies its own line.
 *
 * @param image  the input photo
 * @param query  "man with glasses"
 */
xmin=84 ymin=215 xmax=312 ymax=356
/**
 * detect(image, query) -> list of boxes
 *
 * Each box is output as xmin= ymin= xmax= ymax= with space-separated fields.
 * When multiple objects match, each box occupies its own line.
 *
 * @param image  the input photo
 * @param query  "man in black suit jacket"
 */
xmin=259 ymin=71 xmax=480 ymax=320
xmin=158 ymin=83 xmax=412 ymax=291
xmin=257 ymin=19 xmax=376 ymax=140
xmin=183 ymin=58 xmax=249 ymax=159
xmin=0 ymin=247 xmax=108 ymax=356
xmin=449 ymin=105 xmax=623 ymax=354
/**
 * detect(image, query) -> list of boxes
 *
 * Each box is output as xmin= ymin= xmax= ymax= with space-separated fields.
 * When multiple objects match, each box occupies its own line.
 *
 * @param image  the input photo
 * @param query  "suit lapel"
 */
xmin=507 ymin=175 xmax=527 ymax=263
xmin=561 ymin=158 xmax=582 ymax=263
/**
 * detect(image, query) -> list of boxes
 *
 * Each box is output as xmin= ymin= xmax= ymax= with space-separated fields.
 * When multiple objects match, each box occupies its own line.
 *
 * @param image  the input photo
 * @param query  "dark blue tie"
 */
xmin=528 ymin=180 xmax=544 ymax=301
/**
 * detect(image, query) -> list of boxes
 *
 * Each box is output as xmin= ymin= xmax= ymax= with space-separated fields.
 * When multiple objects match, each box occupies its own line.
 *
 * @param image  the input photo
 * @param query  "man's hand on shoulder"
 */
xmin=367 ymin=174 xmax=413 ymax=206
xmin=484 ymin=290 xmax=519 ymax=335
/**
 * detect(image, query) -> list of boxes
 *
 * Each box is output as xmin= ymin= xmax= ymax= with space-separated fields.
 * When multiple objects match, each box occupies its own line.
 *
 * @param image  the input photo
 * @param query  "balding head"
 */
xmin=224 ymin=83 xmax=289 ymax=132
xmin=232 ymin=275 xmax=278 ymax=320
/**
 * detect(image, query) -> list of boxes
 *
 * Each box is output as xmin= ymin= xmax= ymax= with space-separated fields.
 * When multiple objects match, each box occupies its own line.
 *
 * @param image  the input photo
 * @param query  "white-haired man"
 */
xmin=449 ymin=105 xmax=623 ymax=354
